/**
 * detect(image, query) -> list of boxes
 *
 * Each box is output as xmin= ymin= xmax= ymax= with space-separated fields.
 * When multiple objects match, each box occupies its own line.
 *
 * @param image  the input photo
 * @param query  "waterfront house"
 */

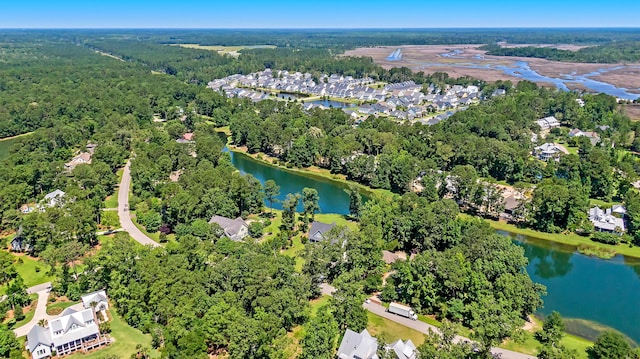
xmin=589 ymin=206 xmax=625 ymax=234
xmin=337 ymin=329 xmax=379 ymax=359
xmin=208 ymin=215 xmax=249 ymax=241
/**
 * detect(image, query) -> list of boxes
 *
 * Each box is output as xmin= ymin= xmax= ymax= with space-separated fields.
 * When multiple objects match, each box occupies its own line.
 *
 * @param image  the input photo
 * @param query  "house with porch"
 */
xmin=337 ymin=328 xmax=379 ymax=359
xmin=26 ymin=308 xmax=109 ymax=359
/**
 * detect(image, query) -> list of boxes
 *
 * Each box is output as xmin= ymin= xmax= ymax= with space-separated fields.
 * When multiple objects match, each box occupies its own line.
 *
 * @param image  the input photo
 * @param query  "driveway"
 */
xmin=322 ymin=283 xmax=534 ymax=359
xmin=13 ymin=282 xmax=52 ymax=337
xmin=117 ymin=161 xmax=160 ymax=248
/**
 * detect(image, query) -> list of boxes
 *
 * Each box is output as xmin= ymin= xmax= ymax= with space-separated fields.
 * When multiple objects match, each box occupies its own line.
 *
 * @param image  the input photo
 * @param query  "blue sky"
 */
xmin=1 ymin=0 xmax=639 ymax=28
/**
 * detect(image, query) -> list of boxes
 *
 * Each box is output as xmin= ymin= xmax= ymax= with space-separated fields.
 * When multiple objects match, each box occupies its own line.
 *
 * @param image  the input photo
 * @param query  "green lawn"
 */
xmin=102 ymin=168 xmax=124 ymax=209
xmin=501 ymin=330 xmax=590 ymax=358
xmin=0 ymin=132 xmax=33 ymax=161
xmin=479 ymin=216 xmax=640 ymax=259
xmin=0 ymin=253 xmax=54 ymax=294
xmin=310 ymin=295 xmax=331 ymax=318
xmin=46 ymin=301 xmax=78 ymax=315
xmin=11 ymin=293 xmax=39 ymax=328
xmin=367 ymin=312 xmax=426 ymax=347
xmin=130 ymin=211 xmax=175 ymax=243
xmin=589 ymin=198 xmax=622 ymax=208
xmin=65 ymin=310 xmax=159 ymax=359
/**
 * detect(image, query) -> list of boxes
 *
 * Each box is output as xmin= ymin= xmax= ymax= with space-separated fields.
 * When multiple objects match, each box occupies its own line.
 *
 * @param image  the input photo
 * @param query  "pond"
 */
xmin=226 ymin=149 xmax=359 ymax=214
xmin=222 ymin=135 xmax=640 ymax=342
xmin=305 ymin=99 xmax=357 ymax=108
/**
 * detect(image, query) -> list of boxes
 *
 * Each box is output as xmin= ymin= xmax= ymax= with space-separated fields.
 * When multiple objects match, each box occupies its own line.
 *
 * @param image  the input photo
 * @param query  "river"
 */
xmin=226 ymin=144 xmax=640 ymax=343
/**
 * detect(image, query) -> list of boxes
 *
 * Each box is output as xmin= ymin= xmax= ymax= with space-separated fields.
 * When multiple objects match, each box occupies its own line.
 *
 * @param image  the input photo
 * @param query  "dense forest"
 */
xmin=1 ymin=31 xmax=640 ymax=358
xmin=481 ymin=42 xmax=640 ymax=63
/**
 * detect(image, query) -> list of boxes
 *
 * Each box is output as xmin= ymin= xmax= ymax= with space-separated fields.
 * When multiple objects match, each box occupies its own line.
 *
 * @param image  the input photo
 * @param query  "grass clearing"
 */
xmin=310 ymin=295 xmax=331 ymax=318
xmin=65 ymin=310 xmax=159 ymax=359
xmin=46 ymin=301 xmax=78 ymax=316
xmin=0 ymin=132 xmax=33 ymax=161
xmin=102 ymin=168 xmax=124 ymax=208
xmin=367 ymin=312 xmax=426 ymax=347
xmin=0 ymin=253 xmax=55 ymax=294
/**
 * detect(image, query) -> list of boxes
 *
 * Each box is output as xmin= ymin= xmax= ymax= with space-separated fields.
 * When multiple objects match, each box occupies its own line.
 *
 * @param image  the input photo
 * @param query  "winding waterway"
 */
xmin=226 ymin=146 xmax=640 ymax=343
xmin=415 ymin=56 xmax=640 ymax=100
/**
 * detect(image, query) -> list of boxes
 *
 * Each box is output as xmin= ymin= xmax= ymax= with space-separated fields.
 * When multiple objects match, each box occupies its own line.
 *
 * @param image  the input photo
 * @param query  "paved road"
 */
xmin=321 ymin=284 xmax=534 ymax=359
xmin=118 ymin=161 xmax=160 ymax=248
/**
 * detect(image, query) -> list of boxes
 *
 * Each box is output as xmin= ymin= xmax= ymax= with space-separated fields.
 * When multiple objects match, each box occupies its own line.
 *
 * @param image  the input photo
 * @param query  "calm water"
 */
xmin=499 ymin=230 xmax=640 ymax=343
xmin=306 ymin=99 xmax=357 ymax=108
xmin=223 ymin=140 xmax=640 ymax=341
xmin=227 ymin=149 xmax=355 ymax=214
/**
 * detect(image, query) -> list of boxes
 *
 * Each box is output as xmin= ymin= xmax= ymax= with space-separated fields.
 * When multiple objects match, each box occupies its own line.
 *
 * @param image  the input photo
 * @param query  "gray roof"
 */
xmin=81 ymin=289 xmax=108 ymax=308
xmin=44 ymin=189 xmax=65 ymax=201
xmin=27 ymin=325 xmax=52 ymax=353
xmin=589 ymin=206 xmax=625 ymax=232
xmin=308 ymin=221 xmax=337 ymax=242
xmin=337 ymin=329 xmax=379 ymax=359
xmin=49 ymin=308 xmax=99 ymax=348
xmin=386 ymin=339 xmax=418 ymax=359
xmin=208 ymin=215 xmax=248 ymax=241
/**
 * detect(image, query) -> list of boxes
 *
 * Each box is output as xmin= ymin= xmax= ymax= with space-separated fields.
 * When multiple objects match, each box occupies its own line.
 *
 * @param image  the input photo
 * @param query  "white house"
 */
xmin=64 ymin=152 xmax=92 ymax=171
xmin=81 ymin=290 xmax=109 ymax=311
xmin=589 ymin=206 xmax=626 ymax=234
xmin=337 ymin=329 xmax=379 ymax=359
xmin=42 ymin=190 xmax=66 ymax=208
xmin=536 ymin=116 xmax=560 ymax=131
xmin=26 ymin=308 xmax=108 ymax=358
xmin=533 ymin=143 xmax=569 ymax=161
xmin=385 ymin=339 xmax=419 ymax=359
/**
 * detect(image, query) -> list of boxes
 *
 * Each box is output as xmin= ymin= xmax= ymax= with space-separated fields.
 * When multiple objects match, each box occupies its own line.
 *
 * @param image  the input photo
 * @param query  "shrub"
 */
xmin=591 ymin=232 xmax=621 ymax=245
xmin=248 ymin=222 xmax=264 ymax=238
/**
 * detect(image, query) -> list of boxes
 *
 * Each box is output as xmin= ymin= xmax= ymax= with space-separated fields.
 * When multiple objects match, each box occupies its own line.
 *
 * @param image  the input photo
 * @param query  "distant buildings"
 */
xmin=208 ymin=70 xmax=482 ymax=125
xmin=568 ymin=128 xmax=600 ymax=146
xmin=64 ymin=152 xmax=92 ymax=172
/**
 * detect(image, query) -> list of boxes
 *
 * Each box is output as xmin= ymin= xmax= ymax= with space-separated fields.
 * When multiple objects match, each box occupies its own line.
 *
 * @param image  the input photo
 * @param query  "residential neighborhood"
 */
xmin=207 ymin=69 xmax=483 ymax=124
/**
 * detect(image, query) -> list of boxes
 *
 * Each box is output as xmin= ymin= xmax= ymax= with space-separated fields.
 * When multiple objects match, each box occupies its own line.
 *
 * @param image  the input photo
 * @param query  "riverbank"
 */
xmin=482 ymin=217 xmax=640 ymax=260
xmin=222 ymin=138 xmax=393 ymax=200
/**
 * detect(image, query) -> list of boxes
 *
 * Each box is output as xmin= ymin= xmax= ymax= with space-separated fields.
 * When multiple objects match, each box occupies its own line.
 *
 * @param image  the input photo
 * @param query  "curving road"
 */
xmin=321 ymin=284 xmax=534 ymax=359
xmin=118 ymin=161 xmax=161 ymax=247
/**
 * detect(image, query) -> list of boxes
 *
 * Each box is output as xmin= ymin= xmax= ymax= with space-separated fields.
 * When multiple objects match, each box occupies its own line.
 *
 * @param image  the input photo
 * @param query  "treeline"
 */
xmin=13 ymin=28 xmax=640 ymax=50
xmin=481 ymin=42 xmax=640 ymax=63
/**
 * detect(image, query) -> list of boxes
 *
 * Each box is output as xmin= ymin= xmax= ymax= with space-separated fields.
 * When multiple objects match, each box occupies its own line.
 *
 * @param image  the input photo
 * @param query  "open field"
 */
xmin=623 ymin=104 xmax=640 ymax=121
xmin=344 ymin=45 xmax=640 ymax=93
xmin=171 ymin=44 xmax=276 ymax=56
xmin=0 ymin=132 xmax=33 ymax=161
xmin=367 ymin=312 xmax=426 ymax=347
